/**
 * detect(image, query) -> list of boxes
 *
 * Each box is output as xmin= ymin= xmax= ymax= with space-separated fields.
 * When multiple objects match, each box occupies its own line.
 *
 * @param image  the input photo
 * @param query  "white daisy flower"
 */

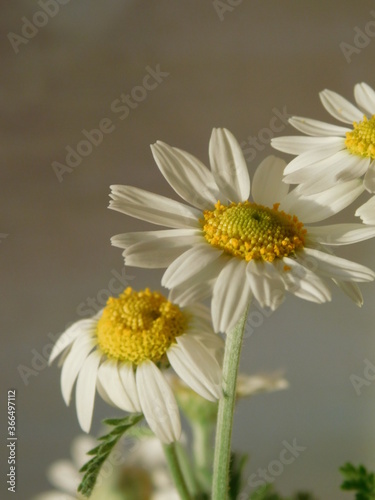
xmin=236 ymin=372 xmax=289 ymax=399
xmin=271 ymin=82 xmax=375 ymax=195
xmin=356 ymin=196 xmax=375 ymax=225
xmin=109 ymin=129 xmax=375 ymax=333
xmin=49 ymin=287 xmax=223 ymax=443
xmin=33 ymin=434 xmax=179 ymax=500
xmin=32 ymin=435 xmax=102 ymax=500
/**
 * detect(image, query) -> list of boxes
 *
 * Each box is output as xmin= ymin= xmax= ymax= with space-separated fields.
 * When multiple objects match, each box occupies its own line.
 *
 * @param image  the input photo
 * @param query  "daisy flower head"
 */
xmin=49 ymin=287 xmax=223 ymax=443
xmin=109 ymin=128 xmax=375 ymax=334
xmin=271 ymin=82 xmax=375 ymax=195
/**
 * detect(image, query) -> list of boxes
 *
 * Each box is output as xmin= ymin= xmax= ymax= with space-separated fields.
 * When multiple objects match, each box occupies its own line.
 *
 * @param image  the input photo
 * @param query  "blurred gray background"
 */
xmin=2 ymin=1 xmax=375 ymax=498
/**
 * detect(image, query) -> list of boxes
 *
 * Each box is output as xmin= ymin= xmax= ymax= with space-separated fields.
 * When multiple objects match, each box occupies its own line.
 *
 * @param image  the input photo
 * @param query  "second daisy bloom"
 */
xmin=110 ymin=128 xmax=375 ymax=334
xmin=272 ymin=82 xmax=375 ymax=194
xmin=49 ymin=287 xmax=222 ymax=443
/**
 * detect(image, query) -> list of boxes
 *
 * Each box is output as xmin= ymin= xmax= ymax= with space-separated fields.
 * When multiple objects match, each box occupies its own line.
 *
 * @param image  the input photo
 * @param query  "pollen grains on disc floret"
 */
xmin=345 ymin=115 xmax=375 ymax=159
xmin=96 ymin=287 xmax=188 ymax=365
xmin=201 ymin=200 xmax=306 ymax=263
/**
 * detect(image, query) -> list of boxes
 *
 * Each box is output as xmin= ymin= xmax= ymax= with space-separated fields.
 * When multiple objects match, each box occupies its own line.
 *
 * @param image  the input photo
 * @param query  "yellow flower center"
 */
xmin=201 ymin=201 xmax=306 ymax=262
xmin=345 ymin=115 xmax=375 ymax=159
xmin=96 ymin=288 xmax=187 ymax=365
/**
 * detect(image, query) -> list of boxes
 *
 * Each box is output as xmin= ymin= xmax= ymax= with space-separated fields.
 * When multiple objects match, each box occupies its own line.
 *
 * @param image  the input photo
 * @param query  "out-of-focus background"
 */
xmin=2 ymin=1 xmax=375 ymax=498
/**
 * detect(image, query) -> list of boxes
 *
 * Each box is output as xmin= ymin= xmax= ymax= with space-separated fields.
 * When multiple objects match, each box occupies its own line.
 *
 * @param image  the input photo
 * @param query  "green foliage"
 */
xmin=249 ymin=484 xmax=316 ymax=500
xmin=340 ymin=462 xmax=375 ymax=500
xmin=250 ymin=484 xmax=283 ymax=500
xmin=229 ymin=452 xmax=248 ymax=499
xmin=77 ymin=414 xmax=143 ymax=498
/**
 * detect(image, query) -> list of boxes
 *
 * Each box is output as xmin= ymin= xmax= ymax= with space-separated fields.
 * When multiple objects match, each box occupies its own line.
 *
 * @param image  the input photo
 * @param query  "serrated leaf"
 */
xmin=340 ymin=462 xmax=375 ymax=500
xmin=248 ymin=485 xmax=317 ymax=500
xmin=103 ymin=416 xmax=135 ymax=426
xmin=78 ymin=413 xmax=143 ymax=498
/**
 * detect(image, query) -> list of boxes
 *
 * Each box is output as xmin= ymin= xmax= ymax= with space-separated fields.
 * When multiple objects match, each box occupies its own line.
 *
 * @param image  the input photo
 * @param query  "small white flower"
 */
xmin=33 ymin=435 xmax=96 ymax=500
xmin=109 ymin=129 xmax=375 ymax=333
xmin=49 ymin=288 xmax=223 ymax=443
xmin=236 ymin=373 xmax=289 ymax=399
xmin=33 ymin=434 xmax=179 ymax=500
xmin=271 ymin=82 xmax=375 ymax=195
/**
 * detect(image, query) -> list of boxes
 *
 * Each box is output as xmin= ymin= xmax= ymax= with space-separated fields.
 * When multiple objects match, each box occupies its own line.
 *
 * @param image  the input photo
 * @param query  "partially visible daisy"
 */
xmin=356 ymin=196 xmax=375 ymax=225
xmin=271 ymin=82 xmax=375 ymax=195
xmin=170 ymin=372 xmax=289 ymax=424
xmin=33 ymin=434 xmax=179 ymax=500
xmin=109 ymin=129 xmax=375 ymax=333
xmin=33 ymin=435 xmax=105 ymax=500
xmin=49 ymin=287 xmax=223 ymax=443
xmin=236 ymin=372 xmax=289 ymax=399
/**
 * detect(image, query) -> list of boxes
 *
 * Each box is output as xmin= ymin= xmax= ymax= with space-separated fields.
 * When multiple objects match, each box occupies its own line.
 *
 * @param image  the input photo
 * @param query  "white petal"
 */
xmin=236 ymin=373 xmax=289 ymax=398
xmin=169 ymin=279 xmax=215 ymax=307
xmin=136 ymin=362 xmax=181 ymax=443
xmin=280 ymin=179 xmax=365 ymax=223
xmin=356 ymin=196 xmax=375 ymax=224
xmin=354 ymin=82 xmax=375 ymax=115
xmin=151 ymin=141 xmax=221 ymax=209
xmin=319 ymin=89 xmax=363 ymax=124
xmin=162 ymin=244 xmax=223 ymax=289
xmin=283 ymin=142 xmax=345 ymax=175
xmin=187 ymin=329 xmax=225 ymax=364
xmin=111 ymin=228 xmax=201 ymax=249
xmin=271 ymin=136 xmax=344 ymax=155
xmin=332 ymin=279 xmax=363 ymax=307
xmin=61 ymin=334 xmax=96 ymax=405
xmin=124 ymin=232 xmax=205 ymax=268
xmin=118 ymin=362 xmax=141 ymax=412
xmin=47 ymin=460 xmax=80 ymax=494
xmin=97 ymin=360 xmax=138 ymax=412
xmin=307 ymin=224 xmax=375 ymax=245
xmin=302 ymin=247 xmax=375 ymax=282
xmin=284 ymin=150 xmax=365 ymax=187
xmin=364 ymin=161 xmax=375 ymax=193
xmin=168 ymin=255 xmax=228 ymax=306
xmin=278 ymin=257 xmax=331 ymax=303
xmin=183 ymin=303 xmax=212 ymax=330
xmin=167 ymin=335 xmax=222 ymax=401
xmin=49 ymin=319 xmax=98 ymax=365
xmin=76 ymin=351 xmax=102 ymax=433
xmin=212 ymin=259 xmax=252 ymax=333
xmin=96 ymin=377 xmax=117 ymax=408
xmin=209 ymin=128 xmax=250 ymax=202
xmin=246 ymin=261 xmax=285 ymax=311
xmin=288 ymin=173 xmax=337 ymax=196
xmin=70 ymin=435 xmax=97 ymax=468
xmin=251 ymin=156 xmax=289 ymax=206
xmin=109 ymin=185 xmax=201 ymax=229
xmin=335 ymin=156 xmax=370 ymax=183
xmin=289 ymin=116 xmax=350 ymax=136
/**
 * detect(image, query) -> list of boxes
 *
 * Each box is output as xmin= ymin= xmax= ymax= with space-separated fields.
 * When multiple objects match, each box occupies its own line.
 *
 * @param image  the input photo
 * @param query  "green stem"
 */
xmin=175 ymin=441 xmax=201 ymax=497
xmin=163 ymin=442 xmax=193 ymax=500
xmin=212 ymin=309 xmax=248 ymax=500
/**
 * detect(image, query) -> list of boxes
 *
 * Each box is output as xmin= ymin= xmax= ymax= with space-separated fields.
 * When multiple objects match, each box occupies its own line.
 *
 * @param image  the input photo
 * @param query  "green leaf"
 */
xmin=228 ymin=452 xmax=248 ymax=499
xmin=250 ymin=484 xmax=284 ymax=500
xmin=77 ymin=413 xmax=143 ymax=498
xmin=249 ymin=484 xmax=317 ymax=500
xmin=340 ymin=462 xmax=375 ymax=500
